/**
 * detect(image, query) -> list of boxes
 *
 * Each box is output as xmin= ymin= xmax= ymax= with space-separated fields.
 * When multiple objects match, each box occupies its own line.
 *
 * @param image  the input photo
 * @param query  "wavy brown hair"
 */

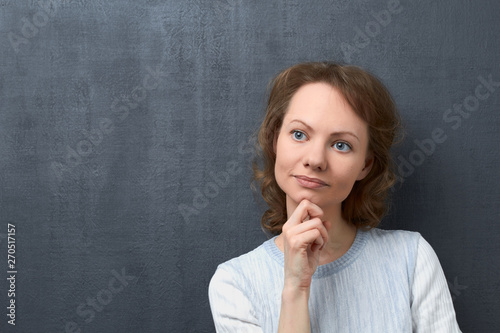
xmin=253 ymin=62 xmax=401 ymax=235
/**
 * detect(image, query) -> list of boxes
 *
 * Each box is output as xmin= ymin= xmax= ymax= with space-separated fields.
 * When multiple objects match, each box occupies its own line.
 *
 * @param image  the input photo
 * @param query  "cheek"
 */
xmin=274 ymin=138 xmax=295 ymax=189
xmin=275 ymin=137 xmax=290 ymax=168
xmin=325 ymin=169 xmax=360 ymax=203
xmin=273 ymin=141 xmax=284 ymax=182
xmin=274 ymin=150 xmax=288 ymax=180
xmin=329 ymin=161 xmax=363 ymax=188
xmin=274 ymin=160 xmax=289 ymax=196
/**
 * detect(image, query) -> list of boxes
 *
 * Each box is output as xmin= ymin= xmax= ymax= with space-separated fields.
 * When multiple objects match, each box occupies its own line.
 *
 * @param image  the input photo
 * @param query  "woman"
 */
xmin=209 ymin=62 xmax=461 ymax=332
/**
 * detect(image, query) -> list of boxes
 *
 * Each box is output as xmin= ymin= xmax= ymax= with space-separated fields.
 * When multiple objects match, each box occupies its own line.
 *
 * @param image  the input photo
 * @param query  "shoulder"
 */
xmin=363 ymin=228 xmax=422 ymax=255
xmin=208 ymin=242 xmax=274 ymax=332
xmin=215 ymin=238 xmax=276 ymax=278
xmin=365 ymin=229 xmax=439 ymax=265
xmin=364 ymin=229 xmax=447 ymax=286
xmin=366 ymin=227 xmax=421 ymax=242
xmin=209 ymin=237 xmax=281 ymax=295
xmin=208 ymin=238 xmax=283 ymax=327
xmin=360 ymin=228 xmax=424 ymax=280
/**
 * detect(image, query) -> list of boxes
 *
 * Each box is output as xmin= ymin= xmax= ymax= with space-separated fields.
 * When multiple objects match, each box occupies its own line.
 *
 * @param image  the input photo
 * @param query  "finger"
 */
xmin=284 ymin=223 xmax=327 ymax=257
xmin=286 ymin=200 xmax=323 ymax=227
xmin=286 ymin=218 xmax=329 ymax=247
xmin=288 ymin=228 xmax=325 ymax=251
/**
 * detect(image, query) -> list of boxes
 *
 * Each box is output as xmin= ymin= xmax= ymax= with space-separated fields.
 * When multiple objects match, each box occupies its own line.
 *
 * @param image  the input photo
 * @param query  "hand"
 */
xmin=281 ymin=199 xmax=330 ymax=292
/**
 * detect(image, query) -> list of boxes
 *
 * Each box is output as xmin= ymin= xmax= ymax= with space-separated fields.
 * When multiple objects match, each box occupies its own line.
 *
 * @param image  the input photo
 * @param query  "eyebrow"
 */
xmin=289 ymin=119 xmax=360 ymax=142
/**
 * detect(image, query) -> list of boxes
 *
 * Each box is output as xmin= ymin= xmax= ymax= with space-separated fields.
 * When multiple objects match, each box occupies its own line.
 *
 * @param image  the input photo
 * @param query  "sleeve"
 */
xmin=410 ymin=236 xmax=462 ymax=333
xmin=208 ymin=266 xmax=264 ymax=333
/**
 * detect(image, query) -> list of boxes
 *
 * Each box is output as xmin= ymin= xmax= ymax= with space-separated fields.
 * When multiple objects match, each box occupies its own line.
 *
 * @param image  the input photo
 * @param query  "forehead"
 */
xmin=283 ymin=82 xmax=368 ymax=137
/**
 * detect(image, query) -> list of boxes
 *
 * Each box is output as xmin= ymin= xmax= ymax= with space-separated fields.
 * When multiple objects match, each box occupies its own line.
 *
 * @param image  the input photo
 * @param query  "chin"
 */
xmin=288 ymin=187 xmax=348 ymax=211
xmin=289 ymin=191 xmax=324 ymax=207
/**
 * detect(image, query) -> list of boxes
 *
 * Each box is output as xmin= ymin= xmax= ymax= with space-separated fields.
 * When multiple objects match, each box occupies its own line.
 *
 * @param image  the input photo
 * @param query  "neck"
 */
xmin=319 ymin=214 xmax=357 ymax=264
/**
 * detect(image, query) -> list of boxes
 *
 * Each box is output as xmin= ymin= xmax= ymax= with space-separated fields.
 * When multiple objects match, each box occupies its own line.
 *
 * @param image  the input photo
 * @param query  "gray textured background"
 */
xmin=1 ymin=0 xmax=499 ymax=332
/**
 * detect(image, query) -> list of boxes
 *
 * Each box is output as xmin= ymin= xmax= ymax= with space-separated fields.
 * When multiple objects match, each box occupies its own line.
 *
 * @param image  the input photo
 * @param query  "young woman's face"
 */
xmin=274 ymin=82 xmax=373 ymax=213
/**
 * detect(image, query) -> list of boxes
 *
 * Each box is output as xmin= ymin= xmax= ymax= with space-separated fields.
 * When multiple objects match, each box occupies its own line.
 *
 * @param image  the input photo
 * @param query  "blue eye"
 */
xmin=292 ymin=130 xmax=307 ymax=141
xmin=333 ymin=141 xmax=351 ymax=152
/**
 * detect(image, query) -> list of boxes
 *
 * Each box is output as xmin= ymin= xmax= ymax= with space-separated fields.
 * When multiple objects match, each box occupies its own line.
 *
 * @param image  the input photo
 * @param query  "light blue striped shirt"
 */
xmin=209 ymin=228 xmax=461 ymax=332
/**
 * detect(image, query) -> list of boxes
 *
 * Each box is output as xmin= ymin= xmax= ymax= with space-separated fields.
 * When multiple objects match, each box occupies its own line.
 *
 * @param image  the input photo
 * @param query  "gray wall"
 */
xmin=1 ymin=0 xmax=498 ymax=332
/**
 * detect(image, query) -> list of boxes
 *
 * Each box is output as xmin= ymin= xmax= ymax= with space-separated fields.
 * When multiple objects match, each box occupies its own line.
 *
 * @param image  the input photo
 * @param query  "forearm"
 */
xmin=277 ymin=200 xmax=328 ymax=333
xmin=278 ymin=285 xmax=311 ymax=333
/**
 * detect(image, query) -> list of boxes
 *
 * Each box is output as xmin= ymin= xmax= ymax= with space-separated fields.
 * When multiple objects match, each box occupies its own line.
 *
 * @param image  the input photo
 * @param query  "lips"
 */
xmin=294 ymin=175 xmax=329 ymax=189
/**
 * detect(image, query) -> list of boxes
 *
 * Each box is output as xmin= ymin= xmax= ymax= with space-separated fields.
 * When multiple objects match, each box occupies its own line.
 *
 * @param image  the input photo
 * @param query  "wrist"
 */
xmin=282 ymin=283 xmax=310 ymax=302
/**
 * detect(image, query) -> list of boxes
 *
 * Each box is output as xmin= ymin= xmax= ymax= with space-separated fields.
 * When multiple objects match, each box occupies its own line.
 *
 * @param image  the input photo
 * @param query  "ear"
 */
xmin=356 ymin=153 xmax=374 ymax=181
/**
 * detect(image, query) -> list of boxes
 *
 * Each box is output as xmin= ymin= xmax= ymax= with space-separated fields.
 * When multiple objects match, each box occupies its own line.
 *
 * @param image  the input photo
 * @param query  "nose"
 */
xmin=303 ymin=140 xmax=327 ymax=171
